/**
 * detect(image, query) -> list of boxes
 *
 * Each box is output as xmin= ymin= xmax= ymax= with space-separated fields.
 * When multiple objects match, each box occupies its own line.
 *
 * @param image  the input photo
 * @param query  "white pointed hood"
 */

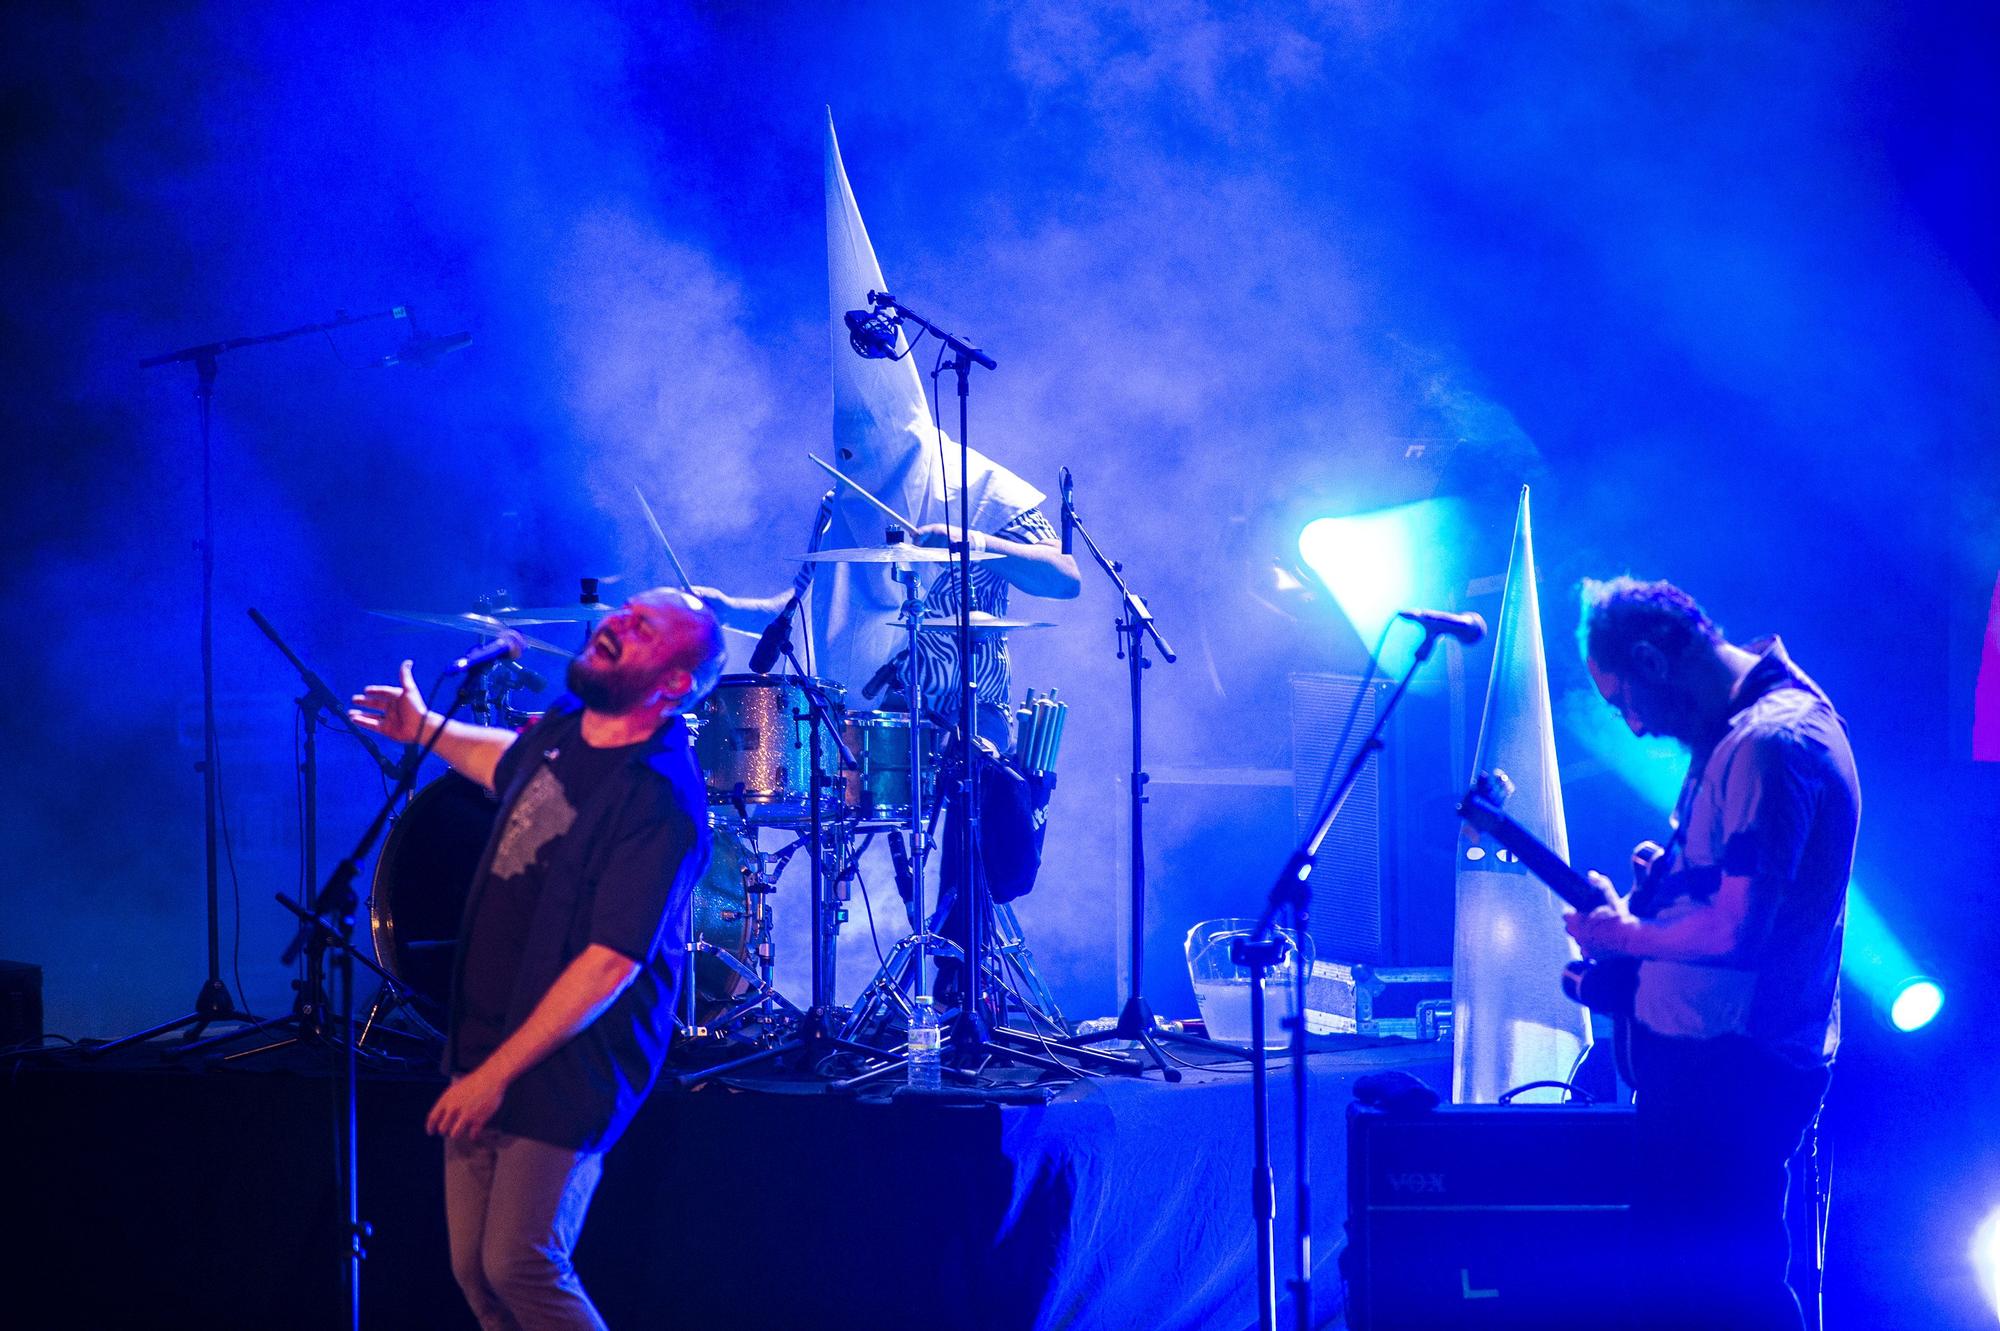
xmin=1451 ymin=487 xmax=1593 ymax=1103
xmin=811 ymin=110 xmax=1042 ymax=691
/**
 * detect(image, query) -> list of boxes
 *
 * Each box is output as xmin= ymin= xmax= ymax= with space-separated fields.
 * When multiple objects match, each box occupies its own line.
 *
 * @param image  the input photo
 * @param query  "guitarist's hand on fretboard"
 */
xmin=1563 ymin=871 xmax=1641 ymax=958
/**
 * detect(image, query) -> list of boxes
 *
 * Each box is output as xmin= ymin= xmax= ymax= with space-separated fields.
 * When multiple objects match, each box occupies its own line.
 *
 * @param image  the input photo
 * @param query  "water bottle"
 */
xmin=907 ymin=996 xmax=942 ymax=1091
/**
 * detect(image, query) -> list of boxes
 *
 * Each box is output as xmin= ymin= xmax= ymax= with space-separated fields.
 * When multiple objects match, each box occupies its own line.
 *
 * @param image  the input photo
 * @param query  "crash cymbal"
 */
xmin=494 ymin=602 xmax=617 ymax=623
xmin=367 ymin=609 xmax=570 ymax=658
xmin=896 ymin=611 xmax=1056 ymax=633
xmin=798 ymin=545 xmax=999 ymax=564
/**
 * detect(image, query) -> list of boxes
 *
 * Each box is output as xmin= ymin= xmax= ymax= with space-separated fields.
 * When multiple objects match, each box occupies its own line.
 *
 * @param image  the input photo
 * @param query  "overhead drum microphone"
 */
xmin=843 ymin=293 xmax=902 ymax=360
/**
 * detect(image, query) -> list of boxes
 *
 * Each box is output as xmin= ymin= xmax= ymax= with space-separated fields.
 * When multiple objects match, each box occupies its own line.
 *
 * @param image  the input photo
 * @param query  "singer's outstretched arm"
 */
xmin=349 ymin=659 xmax=518 ymax=790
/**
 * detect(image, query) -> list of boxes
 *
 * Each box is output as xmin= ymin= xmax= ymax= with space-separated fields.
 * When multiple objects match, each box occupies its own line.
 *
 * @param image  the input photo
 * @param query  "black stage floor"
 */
xmin=0 ymin=1037 xmax=1452 ymax=1331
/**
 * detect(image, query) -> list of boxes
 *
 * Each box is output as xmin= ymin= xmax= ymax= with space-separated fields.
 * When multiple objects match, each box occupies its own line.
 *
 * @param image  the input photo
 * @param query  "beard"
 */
xmin=567 ymin=653 xmax=653 ymax=714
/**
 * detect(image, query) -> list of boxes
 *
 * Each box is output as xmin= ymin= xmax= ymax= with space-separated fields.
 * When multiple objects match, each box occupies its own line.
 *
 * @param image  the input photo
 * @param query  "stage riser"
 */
xmin=2 ymin=1046 xmax=1451 ymax=1330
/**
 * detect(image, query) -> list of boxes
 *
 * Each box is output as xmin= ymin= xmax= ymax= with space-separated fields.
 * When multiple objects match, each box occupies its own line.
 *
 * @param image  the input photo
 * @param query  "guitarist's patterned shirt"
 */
xmin=1638 ymin=637 xmax=1860 ymax=1068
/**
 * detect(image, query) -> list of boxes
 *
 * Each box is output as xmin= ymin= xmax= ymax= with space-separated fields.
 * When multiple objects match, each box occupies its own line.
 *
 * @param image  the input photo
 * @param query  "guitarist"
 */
xmin=1565 ymin=577 xmax=1859 ymax=1331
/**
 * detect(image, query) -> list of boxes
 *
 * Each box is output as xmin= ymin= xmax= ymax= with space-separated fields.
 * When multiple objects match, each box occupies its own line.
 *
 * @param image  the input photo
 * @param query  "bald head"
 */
xmin=569 ymin=587 xmax=727 ymax=717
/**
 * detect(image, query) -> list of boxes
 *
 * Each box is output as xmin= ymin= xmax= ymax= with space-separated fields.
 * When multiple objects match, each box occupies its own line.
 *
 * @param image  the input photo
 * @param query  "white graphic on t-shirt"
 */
xmin=488 ymin=766 xmax=576 ymax=880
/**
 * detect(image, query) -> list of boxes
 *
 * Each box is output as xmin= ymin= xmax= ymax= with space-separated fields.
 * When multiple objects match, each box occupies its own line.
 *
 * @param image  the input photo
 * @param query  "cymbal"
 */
xmin=797 ymin=545 xmax=999 ymax=564
xmin=495 ymin=603 xmax=616 ymax=623
xmin=898 ymin=611 xmax=1056 ymax=633
xmin=367 ymin=610 xmax=570 ymax=658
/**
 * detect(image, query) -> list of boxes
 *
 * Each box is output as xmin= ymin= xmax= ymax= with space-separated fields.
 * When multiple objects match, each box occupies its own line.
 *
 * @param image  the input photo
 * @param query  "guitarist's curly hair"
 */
xmin=1576 ymin=576 xmax=1723 ymax=673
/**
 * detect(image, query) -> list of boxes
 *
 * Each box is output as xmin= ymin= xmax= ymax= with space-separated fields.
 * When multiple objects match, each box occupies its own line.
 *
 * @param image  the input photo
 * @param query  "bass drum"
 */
xmin=367 ymin=773 xmax=754 ymax=1039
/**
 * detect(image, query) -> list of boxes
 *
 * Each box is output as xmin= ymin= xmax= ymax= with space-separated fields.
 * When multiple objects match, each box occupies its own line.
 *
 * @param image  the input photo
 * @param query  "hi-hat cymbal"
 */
xmin=893 ymin=611 xmax=1057 ymax=633
xmin=798 ymin=545 xmax=999 ymax=564
xmin=367 ymin=609 xmax=570 ymax=658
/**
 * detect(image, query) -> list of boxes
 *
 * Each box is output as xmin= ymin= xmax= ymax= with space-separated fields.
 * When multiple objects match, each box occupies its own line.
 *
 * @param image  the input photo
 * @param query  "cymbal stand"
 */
xmin=1066 ymin=475 xmax=1243 ymax=1080
xmin=836 ymin=559 xmax=947 ymax=1045
xmin=93 ymin=308 xmax=410 ymax=1060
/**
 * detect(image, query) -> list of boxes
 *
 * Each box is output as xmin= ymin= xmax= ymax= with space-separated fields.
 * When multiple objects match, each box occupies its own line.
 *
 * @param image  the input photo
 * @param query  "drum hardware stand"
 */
xmin=678 ymin=650 xmax=887 ymax=1088
xmin=835 ymin=560 xmax=950 ymax=1047
xmin=692 ymin=834 xmax=806 ymax=1042
xmin=836 ymin=747 xmax=1136 ymax=1084
xmin=992 ymin=902 xmax=1067 ymax=1034
xmin=171 ymin=609 xmax=405 ymax=1062
xmin=1066 ymin=474 xmax=1240 ymax=1081
xmin=1239 ymin=622 xmax=1447 ymax=1331
xmin=95 ymin=309 xmax=405 ymax=1058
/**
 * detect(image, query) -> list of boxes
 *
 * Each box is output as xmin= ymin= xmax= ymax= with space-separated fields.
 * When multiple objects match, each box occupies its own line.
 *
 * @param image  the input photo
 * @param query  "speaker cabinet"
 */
xmin=1344 ymin=1104 xmax=1636 ymax=1329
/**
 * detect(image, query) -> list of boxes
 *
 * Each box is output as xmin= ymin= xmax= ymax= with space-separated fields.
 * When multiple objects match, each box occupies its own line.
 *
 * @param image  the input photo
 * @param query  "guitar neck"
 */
xmin=1476 ymin=820 xmax=1602 ymax=915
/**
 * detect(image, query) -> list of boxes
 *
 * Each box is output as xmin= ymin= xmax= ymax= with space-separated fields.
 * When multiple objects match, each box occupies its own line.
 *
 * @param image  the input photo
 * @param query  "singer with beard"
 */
xmin=349 ymin=588 xmax=724 ymax=1331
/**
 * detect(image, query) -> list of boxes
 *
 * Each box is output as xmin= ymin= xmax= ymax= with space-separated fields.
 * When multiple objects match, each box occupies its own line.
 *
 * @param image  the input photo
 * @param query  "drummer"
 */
xmin=695 ymin=501 xmax=1077 ymax=750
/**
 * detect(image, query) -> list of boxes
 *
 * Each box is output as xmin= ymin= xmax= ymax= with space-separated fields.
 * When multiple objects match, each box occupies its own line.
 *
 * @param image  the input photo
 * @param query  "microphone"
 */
xmin=1059 ymin=466 xmax=1074 ymax=556
xmin=748 ymin=598 xmax=798 ymax=675
xmin=374 ymin=331 xmax=472 ymax=369
xmin=843 ymin=303 xmax=901 ymax=360
xmin=447 ymin=629 xmax=526 ymax=675
xmin=1396 ymin=608 xmax=1486 ymax=644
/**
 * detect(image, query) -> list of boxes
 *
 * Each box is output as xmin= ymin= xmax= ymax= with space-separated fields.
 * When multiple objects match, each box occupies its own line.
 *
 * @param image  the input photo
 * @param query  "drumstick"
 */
xmin=807 ymin=453 xmax=920 ymax=536
xmin=633 ymin=485 xmax=694 ymax=590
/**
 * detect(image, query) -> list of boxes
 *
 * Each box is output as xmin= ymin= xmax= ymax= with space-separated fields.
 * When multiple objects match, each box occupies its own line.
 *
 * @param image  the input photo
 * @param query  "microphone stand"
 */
xmin=94 ymin=306 xmax=410 ymax=1059
xmin=171 ymin=609 xmax=404 ymax=1060
xmin=1236 ymin=626 xmax=1447 ymax=1331
xmin=1068 ymin=484 xmax=1243 ymax=1080
xmin=862 ymin=295 xmax=1127 ymax=1088
xmin=870 ymin=295 xmax=996 ymax=1063
xmin=245 ymin=659 xmax=480 ymax=1331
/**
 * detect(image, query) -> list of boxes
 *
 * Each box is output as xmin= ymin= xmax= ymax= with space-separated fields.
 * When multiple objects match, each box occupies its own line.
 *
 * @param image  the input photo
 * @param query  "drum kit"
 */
xmin=361 ymin=549 xmax=1078 ymax=1080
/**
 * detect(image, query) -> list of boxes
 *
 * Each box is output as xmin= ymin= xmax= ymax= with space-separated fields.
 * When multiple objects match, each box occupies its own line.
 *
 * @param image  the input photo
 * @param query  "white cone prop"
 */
xmin=812 ymin=110 xmax=1041 ymax=693
xmin=1451 ymin=487 xmax=1592 ymax=1104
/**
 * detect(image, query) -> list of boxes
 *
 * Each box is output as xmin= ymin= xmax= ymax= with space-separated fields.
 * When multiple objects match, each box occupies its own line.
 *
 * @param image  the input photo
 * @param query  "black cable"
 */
xmin=850 ymin=842 xmax=889 ymax=970
xmin=1498 ymin=1078 xmax=1594 ymax=1106
xmin=211 ymin=720 xmax=251 ymax=1012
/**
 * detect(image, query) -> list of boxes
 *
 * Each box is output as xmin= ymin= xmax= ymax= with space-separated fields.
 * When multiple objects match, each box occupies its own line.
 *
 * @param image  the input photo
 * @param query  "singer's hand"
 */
xmin=349 ymin=659 xmax=435 ymax=746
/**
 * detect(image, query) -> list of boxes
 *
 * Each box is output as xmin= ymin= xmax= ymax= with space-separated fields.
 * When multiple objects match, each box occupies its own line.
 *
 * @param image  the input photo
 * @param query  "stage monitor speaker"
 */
xmin=0 ymin=960 xmax=44 ymax=1048
xmin=1344 ymin=1103 xmax=1636 ymax=1329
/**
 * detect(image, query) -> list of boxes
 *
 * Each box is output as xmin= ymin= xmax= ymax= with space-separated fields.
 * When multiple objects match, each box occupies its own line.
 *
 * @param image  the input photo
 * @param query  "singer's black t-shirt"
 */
xmin=444 ymin=698 xmax=709 ymax=1153
xmin=453 ymin=735 xmax=644 ymax=1071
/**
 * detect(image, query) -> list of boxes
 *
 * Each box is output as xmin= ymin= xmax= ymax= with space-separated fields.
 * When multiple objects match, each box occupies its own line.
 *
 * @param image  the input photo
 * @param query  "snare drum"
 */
xmin=842 ymin=710 xmax=940 ymax=827
xmin=694 ymin=674 xmax=846 ymax=824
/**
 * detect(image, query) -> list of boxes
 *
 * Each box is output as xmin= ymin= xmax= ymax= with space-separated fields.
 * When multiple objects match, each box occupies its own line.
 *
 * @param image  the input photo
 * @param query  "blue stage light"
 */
xmin=1888 ymin=978 xmax=1943 ymax=1032
xmin=1974 ymin=1207 xmax=2000 ymax=1321
xmin=1295 ymin=498 xmax=1467 ymax=674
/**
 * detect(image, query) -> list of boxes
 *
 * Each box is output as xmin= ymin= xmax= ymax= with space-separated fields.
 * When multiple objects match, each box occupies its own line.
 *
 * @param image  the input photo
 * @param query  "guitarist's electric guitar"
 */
xmin=1456 ymin=769 xmax=1673 ymax=1087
